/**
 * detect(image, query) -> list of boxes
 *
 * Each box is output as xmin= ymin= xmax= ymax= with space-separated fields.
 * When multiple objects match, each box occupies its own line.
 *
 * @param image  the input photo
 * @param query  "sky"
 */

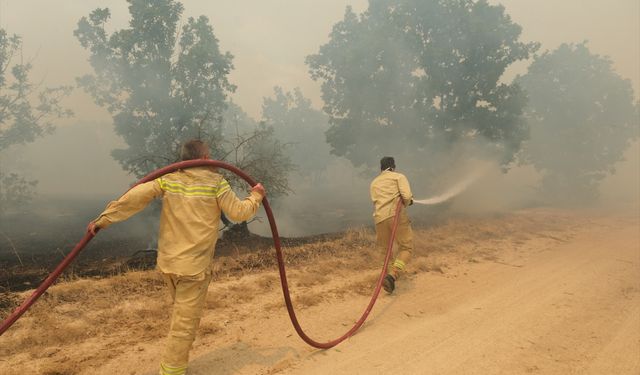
xmin=1 ymin=0 xmax=638 ymax=120
xmin=0 ymin=0 xmax=638 ymax=198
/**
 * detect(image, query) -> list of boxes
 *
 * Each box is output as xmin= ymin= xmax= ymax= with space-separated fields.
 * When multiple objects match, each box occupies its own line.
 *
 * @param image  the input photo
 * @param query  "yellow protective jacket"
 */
xmin=370 ymin=170 xmax=413 ymax=224
xmin=93 ymin=167 xmax=263 ymax=275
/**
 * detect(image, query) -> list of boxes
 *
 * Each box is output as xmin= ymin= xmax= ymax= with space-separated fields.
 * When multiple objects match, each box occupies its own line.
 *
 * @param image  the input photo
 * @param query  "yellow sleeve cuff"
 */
xmin=249 ymin=190 xmax=264 ymax=203
xmin=93 ymin=216 xmax=112 ymax=229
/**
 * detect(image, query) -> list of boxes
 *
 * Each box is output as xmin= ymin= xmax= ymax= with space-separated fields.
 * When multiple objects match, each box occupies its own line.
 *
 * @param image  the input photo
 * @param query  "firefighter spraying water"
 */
xmin=369 ymin=158 xmax=488 ymax=294
xmin=370 ymin=156 xmax=415 ymax=294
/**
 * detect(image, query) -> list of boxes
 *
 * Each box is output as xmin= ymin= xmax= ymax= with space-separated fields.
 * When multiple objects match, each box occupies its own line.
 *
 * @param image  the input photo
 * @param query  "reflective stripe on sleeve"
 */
xmin=216 ymin=179 xmax=231 ymax=197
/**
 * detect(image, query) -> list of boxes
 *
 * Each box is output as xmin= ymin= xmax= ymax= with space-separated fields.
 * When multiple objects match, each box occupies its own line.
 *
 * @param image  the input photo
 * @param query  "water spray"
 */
xmin=413 ymin=165 xmax=489 ymax=205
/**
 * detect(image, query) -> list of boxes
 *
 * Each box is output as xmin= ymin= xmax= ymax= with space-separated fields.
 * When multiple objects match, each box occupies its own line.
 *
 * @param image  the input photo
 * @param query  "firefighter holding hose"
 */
xmin=370 ymin=156 xmax=414 ymax=294
xmin=87 ymin=139 xmax=265 ymax=375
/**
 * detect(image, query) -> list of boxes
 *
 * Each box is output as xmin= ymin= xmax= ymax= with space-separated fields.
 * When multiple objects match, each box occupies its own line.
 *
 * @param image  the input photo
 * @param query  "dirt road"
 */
xmin=183 ymin=214 xmax=639 ymax=375
xmin=271 ymin=220 xmax=639 ymax=374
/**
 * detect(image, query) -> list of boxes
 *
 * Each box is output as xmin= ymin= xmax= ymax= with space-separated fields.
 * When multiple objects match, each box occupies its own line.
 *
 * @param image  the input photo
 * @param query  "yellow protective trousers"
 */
xmin=159 ymin=267 xmax=213 ymax=374
xmin=375 ymin=211 xmax=413 ymax=279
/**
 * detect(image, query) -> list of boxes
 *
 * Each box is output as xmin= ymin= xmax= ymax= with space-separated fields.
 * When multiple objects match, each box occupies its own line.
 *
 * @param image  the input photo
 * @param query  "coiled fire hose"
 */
xmin=0 ymin=160 xmax=403 ymax=349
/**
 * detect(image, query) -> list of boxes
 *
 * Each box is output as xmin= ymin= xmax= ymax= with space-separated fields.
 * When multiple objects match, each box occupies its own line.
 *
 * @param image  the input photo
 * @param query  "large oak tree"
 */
xmin=307 ymin=0 xmax=538 ymax=185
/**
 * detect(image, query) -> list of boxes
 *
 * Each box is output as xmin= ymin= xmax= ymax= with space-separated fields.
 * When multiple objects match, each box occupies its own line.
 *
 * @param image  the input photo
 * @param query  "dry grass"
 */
xmin=257 ymin=274 xmax=279 ymax=291
xmin=199 ymin=320 xmax=223 ymax=336
xmin=263 ymin=300 xmax=283 ymax=312
xmin=1 ymin=271 xmax=169 ymax=360
xmin=225 ymin=282 xmax=258 ymax=304
xmin=345 ymin=272 xmax=380 ymax=296
xmin=295 ymin=271 xmax=330 ymax=288
xmin=293 ymin=292 xmax=324 ymax=308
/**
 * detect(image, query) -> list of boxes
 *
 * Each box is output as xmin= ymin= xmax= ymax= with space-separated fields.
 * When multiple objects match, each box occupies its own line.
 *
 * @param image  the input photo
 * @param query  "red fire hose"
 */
xmin=0 ymin=160 xmax=403 ymax=349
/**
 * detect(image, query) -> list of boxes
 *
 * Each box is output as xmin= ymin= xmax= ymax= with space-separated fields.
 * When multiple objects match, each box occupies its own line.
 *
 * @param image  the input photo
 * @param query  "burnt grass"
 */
xmin=0 ymin=204 xmax=150 ymax=294
xmin=0 ymin=197 xmax=343 ymax=296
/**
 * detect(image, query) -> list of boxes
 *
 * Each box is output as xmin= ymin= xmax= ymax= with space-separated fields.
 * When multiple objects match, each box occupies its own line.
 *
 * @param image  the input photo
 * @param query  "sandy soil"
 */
xmin=1 ymin=209 xmax=638 ymax=374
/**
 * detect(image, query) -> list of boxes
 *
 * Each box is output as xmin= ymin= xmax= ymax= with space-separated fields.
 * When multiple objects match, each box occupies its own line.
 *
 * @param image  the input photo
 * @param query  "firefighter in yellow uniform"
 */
xmin=370 ymin=156 xmax=414 ymax=294
xmin=88 ymin=140 xmax=265 ymax=375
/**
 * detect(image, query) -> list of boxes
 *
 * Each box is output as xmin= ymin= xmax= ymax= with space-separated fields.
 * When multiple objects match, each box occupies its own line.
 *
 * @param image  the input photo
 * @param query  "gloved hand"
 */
xmin=251 ymin=183 xmax=266 ymax=197
xmin=86 ymin=221 xmax=100 ymax=235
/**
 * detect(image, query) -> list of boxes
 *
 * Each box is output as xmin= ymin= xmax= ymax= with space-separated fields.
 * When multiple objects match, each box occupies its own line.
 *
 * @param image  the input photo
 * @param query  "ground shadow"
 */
xmin=185 ymin=341 xmax=297 ymax=375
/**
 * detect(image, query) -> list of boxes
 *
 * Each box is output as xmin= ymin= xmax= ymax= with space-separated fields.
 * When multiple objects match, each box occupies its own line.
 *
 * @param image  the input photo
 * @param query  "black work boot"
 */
xmin=382 ymin=274 xmax=396 ymax=294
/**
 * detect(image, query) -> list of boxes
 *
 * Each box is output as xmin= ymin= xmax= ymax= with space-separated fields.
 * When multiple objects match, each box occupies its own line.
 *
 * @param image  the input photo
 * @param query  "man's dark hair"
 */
xmin=181 ymin=139 xmax=209 ymax=161
xmin=380 ymin=156 xmax=395 ymax=171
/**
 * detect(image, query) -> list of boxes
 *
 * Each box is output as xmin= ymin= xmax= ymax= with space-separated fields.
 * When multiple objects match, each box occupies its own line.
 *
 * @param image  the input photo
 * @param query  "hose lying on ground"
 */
xmin=0 ymin=159 xmax=402 ymax=349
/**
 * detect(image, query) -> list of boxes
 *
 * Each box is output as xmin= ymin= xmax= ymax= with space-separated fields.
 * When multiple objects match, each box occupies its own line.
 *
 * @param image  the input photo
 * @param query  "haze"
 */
xmin=0 ymin=0 xmax=638 ymax=234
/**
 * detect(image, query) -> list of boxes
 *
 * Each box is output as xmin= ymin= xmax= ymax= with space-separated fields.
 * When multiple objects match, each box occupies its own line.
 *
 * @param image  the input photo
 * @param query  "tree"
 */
xmin=517 ymin=43 xmax=639 ymax=204
xmin=194 ymin=101 xmax=292 ymax=235
xmin=261 ymin=87 xmax=330 ymax=180
xmin=218 ymin=102 xmax=293 ymax=198
xmin=0 ymin=28 xmax=72 ymax=211
xmin=76 ymin=0 xmax=293 ymax=240
xmin=74 ymin=0 xmax=235 ymax=177
xmin=307 ymin=0 xmax=538 ymax=186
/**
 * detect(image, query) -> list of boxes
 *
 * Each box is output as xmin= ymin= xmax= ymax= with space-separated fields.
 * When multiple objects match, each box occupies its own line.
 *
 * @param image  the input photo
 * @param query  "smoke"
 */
xmin=250 ymin=129 xmax=639 ymax=237
xmin=447 ymin=164 xmax=540 ymax=214
xmin=249 ymin=157 xmax=371 ymax=237
xmin=408 ymin=153 xmax=541 ymax=217
xmin=0 ymin=120 xmax=132 ymax=199
xmin=597 ymin=140 xmax=640 ymax=214
xmin=0 ymin=0 xmax=637 ymax=246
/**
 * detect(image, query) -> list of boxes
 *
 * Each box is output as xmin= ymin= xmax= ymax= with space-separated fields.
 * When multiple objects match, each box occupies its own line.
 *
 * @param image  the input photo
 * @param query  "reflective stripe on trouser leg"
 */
xmin=392 ymin=259 xmax=406 ymax=272
xmin=161 ymin=268 xmax=212 ymax=369
xmin=159 ymin=362 xmax=188 ymax=375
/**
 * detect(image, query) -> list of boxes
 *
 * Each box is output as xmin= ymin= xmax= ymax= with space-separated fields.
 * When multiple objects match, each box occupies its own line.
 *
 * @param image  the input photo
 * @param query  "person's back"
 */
xmin=89 ymin=139 xmax=265 ymax=375
xmin=370 ymin=169 xmax=412 ymax=224
xmin=155 ymin=166 xmax=260 ymax=275
xmin=369 ymin=156 xmax=414 ymax=294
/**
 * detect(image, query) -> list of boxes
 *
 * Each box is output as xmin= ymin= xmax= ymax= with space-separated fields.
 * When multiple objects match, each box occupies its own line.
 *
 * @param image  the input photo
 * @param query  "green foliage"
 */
xmin=0 ymin=28 xmax=72 ymax=150
xmin=517 ymin=43 xmax=639 ymax=204
xmin=74 ymin=0 xmax=235 ymax=177
xmin=0 ymin=172 xmax=37 ymax=211
xmin=0 ymin=28 xmax=72 ymax=213
xmin=261 ymin=87 xmax=330 ymax=178
xmin=307 ymin=0 xmax=537 ymax=182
